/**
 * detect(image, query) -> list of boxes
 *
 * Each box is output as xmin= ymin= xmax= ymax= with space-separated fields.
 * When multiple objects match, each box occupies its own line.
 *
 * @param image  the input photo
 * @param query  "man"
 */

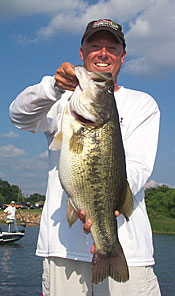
xmin=9 ymin=19 xmax=161 ymax=295
xmin=4 ymin=201 xmax=18 ymax=232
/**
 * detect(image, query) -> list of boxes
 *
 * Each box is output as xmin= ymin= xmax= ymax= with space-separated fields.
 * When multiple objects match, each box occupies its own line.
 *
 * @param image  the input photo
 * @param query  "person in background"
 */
xmin=9 ymin=19 xmax=161 ymax=296
xmin=4 ymin=201 xmax=18 ymax=232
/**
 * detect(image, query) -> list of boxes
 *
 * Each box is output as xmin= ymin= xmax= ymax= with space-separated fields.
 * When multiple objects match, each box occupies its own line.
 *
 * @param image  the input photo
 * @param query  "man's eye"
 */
xmin=91 ymin=45 xmax=99 ymax=48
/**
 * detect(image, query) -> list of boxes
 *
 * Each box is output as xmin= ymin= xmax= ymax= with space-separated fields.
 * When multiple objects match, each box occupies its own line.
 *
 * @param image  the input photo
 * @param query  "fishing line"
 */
xmin=17 ymin=208 xmax=26 ymax=227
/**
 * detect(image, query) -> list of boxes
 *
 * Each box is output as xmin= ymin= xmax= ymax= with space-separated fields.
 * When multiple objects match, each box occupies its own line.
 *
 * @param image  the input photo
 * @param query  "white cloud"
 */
xmin=124 ymin=0 xmax=175 ymax=76
xmin=0 ymin=131 xmax=19 ymax=139
xmin=0 ymin=147 xmax=48 ymax=195
xmin=38 ymin=151 xmax=48 ymax=159
xmin=22 ymin=183 xmax=47 ymax=196
xmin=29 ymin=0 xmax=147 ymax=41
xmin=0 ymin=0 xmax=86 ymax=19
xmin=144 ymin=179 xmax=173 ymax=189
xmin=0 ymin=144 xmax=25 ymax=158
xmin=2 ymin=0 xmax=174 ymax=76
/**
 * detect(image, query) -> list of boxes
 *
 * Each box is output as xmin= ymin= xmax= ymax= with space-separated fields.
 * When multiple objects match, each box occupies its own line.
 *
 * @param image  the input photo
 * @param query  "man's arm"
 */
xmin=124 ymin=97 xmax=160 ymax=197
xmin=9 ymin=63 xmax=78 ymax=134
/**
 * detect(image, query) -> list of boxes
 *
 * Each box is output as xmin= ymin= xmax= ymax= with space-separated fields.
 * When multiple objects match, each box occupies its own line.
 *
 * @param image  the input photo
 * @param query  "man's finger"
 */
xmin=114 ymin=210 xmax=120 ymax=217
xmin=79 ymin=209 xmax=86 ymax=223
xmin=55 ymin=62 xmax=78 ymax=91
xmin=83 ymin=218 xmax=93 ymax=234
xmin=90 ymin=243 xmax=95 ymax=254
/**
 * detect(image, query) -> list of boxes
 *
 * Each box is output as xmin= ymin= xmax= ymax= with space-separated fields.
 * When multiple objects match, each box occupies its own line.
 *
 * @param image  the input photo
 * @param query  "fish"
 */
xmin=49 ymin=65 xmax=133 ymax=284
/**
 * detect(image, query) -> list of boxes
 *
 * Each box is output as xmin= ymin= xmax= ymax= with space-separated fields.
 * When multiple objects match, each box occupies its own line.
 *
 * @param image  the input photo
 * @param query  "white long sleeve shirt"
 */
xmin=9 ymin=76 xmax=160 ymax=266
xmin=4 ymin=206 xmax=16 ymax=220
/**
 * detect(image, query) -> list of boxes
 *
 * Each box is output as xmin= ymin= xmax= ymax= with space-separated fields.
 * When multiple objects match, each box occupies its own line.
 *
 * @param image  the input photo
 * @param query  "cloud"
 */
xmin=0 ymin=132 xmax=19 ymax=139
xmin=0 ymin=0 xmax=86 ymax=19
xmin=0 ymin=147 xmax=48 ymax=195
xmin=124 ymin=0 xmax=175 ymax=76
xmin=0 ymin=144 xmax=25 ymax=158
xmin=144 ymin=179 xmax=173 ymax=189
xmin=38 ymin=151 xmax=48 ymax=159
xmin=2 ymin=0 xmax=174 ymax=77
xmin=22 ymin=183 xmax=47 ymax=196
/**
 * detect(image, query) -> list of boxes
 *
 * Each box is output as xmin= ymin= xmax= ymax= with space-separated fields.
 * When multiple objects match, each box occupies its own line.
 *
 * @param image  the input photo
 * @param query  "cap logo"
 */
xmin=93 ymin=20 xmax=119 ymax=31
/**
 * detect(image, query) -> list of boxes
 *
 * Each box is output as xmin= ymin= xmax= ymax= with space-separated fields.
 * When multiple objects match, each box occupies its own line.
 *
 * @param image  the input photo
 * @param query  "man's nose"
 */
xmin=99 ymin=47 xmax=108 ymax=57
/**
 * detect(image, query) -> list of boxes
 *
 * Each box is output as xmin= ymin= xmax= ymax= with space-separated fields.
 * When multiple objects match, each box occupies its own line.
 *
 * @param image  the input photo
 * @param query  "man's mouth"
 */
xmin=95 ymin=63 xmax=110 ymax=67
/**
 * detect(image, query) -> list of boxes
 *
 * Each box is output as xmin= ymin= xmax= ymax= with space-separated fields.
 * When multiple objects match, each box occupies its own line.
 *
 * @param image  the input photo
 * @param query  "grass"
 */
xmin=1 ymin=209 xmax=175 ymax=234
xmin=16 ymin=208 xmax=42 ymax=213
xmin=149 ymin=216 xmax=175 ymax=235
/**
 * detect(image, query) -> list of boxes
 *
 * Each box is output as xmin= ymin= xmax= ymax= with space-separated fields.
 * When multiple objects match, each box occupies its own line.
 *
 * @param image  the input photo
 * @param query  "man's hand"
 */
xmin=79 ymin=209 xmax=120 ymax=254
xmin=55 ymin=62 xmax=78 ymax=91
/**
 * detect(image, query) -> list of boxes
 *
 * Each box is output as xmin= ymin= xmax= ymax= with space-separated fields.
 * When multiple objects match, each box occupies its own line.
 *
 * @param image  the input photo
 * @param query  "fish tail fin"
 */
xmin=92 ymin=243 xmax=129 ymax=284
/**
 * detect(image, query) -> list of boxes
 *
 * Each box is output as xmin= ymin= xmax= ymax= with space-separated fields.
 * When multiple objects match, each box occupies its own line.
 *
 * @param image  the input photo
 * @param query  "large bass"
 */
xmin=50 ymin=65 xmax=133 ymax=284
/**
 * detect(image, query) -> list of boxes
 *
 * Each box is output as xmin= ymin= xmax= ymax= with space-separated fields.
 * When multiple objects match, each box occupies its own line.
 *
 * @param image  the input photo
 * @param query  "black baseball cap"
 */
xmin=81 ymin=19 xmax=126 ymax=48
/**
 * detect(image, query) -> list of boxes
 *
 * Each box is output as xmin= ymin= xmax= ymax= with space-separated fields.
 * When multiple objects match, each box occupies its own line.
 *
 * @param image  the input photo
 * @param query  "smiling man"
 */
xmin=9 ymin=19 xmax=161 ymax=296
xmin=80 ymin=20 xmax=126 ymax=91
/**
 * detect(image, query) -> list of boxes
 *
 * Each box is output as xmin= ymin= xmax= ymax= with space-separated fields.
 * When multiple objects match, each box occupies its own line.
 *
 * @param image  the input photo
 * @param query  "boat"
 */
xmin=0 ymin=220 xmax=25 ymax=244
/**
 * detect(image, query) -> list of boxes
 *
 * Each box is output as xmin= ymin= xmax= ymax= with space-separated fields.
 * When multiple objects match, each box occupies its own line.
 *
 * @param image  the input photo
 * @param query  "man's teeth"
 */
xmin=96 ymin=63 xmax=109 ymax=67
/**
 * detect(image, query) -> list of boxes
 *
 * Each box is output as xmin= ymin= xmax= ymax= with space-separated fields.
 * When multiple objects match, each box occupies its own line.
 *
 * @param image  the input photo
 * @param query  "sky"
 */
xmin=0 ymin=0 xmax=175 ymax=196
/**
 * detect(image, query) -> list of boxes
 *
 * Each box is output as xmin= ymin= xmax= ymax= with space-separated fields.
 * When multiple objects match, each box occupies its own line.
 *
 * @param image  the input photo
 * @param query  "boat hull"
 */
xmin=0 ymin=231 xmax=25 ymax=243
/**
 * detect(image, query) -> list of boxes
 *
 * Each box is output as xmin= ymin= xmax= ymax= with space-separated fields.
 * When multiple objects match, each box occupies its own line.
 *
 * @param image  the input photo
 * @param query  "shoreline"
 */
xmin=0 ymin=210 xmax=41 ymax=226
xmin=1 ymin=211 xmax=175 ymax=234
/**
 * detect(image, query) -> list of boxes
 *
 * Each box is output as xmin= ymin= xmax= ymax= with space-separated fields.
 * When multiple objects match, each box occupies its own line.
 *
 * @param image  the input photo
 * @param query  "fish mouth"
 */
xmin=72 ymin=110 xmax=95 ymax=125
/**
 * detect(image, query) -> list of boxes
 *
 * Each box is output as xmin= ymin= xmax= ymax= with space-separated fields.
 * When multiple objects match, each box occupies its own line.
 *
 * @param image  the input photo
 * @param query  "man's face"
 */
xmin=80 ymin=31 xmax=126 ymax=89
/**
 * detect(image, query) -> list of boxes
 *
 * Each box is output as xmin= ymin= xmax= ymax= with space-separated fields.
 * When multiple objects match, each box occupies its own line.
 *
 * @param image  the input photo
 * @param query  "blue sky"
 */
xmin=0 ymin=0 xmax=175 ymax=196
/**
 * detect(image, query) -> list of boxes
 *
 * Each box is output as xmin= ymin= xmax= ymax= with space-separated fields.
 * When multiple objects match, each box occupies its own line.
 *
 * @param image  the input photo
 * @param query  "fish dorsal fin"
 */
xmin=49 ymin=132 xmax=62 ymax=151
xmin=66 ymin=197 xmax=79 ymax=228
xmin=120 ymin=182 xmax=133 ymax=221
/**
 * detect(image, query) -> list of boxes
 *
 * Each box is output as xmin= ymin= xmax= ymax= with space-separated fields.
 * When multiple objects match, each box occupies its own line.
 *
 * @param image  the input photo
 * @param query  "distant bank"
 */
xmin=1 ymin=209 xmax=175 ymax=234
xmin=0 ymin=209 xmax=41 ymax=226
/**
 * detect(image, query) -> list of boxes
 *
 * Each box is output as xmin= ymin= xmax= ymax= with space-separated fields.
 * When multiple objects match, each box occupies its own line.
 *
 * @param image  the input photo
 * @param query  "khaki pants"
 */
xmin=42 ymin=257 xmax=161 ymax=296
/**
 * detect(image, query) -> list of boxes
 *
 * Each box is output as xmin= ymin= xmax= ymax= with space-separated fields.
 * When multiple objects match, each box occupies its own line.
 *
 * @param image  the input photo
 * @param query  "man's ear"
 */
xmin=121 ymin=49 xmax=126 ymax=64
xmin=80 ymin=46 xmax=84 ymax=61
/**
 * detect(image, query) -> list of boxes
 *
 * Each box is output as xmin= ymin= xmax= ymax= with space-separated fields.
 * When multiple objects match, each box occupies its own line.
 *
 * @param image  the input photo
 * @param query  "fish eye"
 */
xmin=108 ymin=84 xmax=114 ymax=93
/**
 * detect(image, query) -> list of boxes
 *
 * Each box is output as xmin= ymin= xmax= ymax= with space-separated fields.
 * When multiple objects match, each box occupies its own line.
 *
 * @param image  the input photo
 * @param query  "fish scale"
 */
xmin=49 ymin=65 xmax=133 ymax=284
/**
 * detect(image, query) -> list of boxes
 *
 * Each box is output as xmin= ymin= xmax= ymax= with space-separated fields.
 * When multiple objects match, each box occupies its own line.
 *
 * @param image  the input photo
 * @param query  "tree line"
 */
xmin=145 ymin=185 xmax=175 ymax=219
xmin=0 ymin=178 xmax=175 ymax=219
xmin=0 ymin=178 xmax=45 ymax=205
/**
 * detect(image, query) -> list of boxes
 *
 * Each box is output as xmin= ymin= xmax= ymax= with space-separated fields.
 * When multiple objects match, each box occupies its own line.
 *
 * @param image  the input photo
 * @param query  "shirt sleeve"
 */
xmin=123 ymin=94 xmax=160 ymax=196
xmin=4 ymin=206 xmax=10 ymax=213
xmin=9 ymin=76 xmax=65 ymax=134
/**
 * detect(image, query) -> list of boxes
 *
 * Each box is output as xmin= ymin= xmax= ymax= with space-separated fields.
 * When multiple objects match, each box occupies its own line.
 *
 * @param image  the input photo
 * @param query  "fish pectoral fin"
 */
xmin=49 ymin=132 xmax=62 ymax=151
xmin=92 ymin=243 xmax=129 ymax=284
xmin=120 ymin=181 xmax=133 ymax=221
xmin=66 ymin=198 xmax=79 ymax=228
xmin=69 ymin=132 xmax=84 ymax=154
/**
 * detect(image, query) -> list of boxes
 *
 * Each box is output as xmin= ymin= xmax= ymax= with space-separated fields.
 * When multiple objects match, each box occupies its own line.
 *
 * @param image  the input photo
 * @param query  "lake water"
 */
xmin=0 ymin=226 xmax=174 ymax=296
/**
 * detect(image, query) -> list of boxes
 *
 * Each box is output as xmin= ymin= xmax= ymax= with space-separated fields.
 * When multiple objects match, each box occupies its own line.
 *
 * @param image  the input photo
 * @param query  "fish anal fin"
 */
xmin=92 ymin=243 xmax=129 ymax=284
xmin=121 ymin=181 xmax=133 ymax=221
xmin=66 ymin=198 xmax=79 ymax=228
xmin=49 ymin=132 xmax=62 ymax=151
